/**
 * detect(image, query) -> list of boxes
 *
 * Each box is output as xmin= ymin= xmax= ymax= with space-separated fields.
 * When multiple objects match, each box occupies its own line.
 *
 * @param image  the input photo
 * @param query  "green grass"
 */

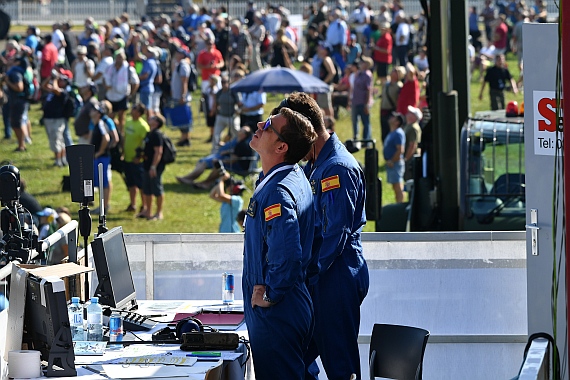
xmin=1 ymin=54 xmax=524 ymax=235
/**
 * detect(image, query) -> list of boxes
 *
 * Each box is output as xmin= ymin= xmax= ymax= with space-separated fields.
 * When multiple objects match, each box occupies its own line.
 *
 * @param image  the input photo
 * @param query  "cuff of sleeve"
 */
xmin=263 ymin=290 xmax=279 ymax=304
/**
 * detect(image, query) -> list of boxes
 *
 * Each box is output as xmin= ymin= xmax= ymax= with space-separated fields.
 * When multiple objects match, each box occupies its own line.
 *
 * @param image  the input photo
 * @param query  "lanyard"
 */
xmin=253 ymin=164 xmax=295 ymax=197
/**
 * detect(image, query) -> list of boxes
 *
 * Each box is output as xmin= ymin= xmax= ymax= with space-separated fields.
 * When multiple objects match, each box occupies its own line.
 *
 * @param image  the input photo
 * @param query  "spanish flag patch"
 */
xmin=321 ymin=175 xmax=341 ymax=192
xmin=264 ymin=204 xmax=282 ymax=221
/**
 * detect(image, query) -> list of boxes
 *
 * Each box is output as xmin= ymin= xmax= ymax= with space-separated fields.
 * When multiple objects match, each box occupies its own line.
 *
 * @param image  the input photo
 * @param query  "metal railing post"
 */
xmin=17 ymin=0 xmax=22 ymax=25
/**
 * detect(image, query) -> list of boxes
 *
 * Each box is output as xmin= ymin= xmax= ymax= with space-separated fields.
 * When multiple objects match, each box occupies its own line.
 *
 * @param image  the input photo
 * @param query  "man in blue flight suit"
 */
xmin=243 ymin=107 xmax=318 ymax=380
xmin=274 ymin=93 xmax=370 ymax=380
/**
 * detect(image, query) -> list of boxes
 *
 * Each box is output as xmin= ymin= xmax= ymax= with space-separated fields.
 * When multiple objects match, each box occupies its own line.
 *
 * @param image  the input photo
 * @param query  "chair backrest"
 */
xmin=369 ymin=323 xmax=430 ymax=380
xmin=491 ymin=173 xmax=525 ymax=200
xmin=204 ymin=360 xmax=223 ymax=380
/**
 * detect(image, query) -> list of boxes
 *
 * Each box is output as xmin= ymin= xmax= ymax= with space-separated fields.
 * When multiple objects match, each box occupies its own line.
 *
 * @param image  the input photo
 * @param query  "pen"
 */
xmin=187 ymin=352 xmax=222 ymax=357
xmin=143 ymin=314 xmax=167 ymax=318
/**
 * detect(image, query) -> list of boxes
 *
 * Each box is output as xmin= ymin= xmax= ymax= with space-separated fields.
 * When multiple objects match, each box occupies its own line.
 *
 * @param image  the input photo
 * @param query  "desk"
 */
xmin=0 ymin=300 xmax=249 ymax=380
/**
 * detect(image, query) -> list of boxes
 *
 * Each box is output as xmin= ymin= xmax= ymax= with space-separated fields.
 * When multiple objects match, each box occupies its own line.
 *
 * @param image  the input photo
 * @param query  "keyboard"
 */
xmin=121 ymin=311 xmax=158 ymax=332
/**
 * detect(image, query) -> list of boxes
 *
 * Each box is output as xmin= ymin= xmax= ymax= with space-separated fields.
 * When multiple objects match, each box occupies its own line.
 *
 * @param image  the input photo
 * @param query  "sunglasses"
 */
xmin=263 ymin=116 xmax=287 ymax=143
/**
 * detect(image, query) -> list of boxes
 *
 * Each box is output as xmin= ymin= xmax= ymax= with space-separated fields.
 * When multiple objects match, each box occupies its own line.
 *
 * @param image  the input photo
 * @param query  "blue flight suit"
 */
xmin=243 ymin=163 xmax=315 ymax=380
xmin=303 ymin=133 xmax=370 ymax=380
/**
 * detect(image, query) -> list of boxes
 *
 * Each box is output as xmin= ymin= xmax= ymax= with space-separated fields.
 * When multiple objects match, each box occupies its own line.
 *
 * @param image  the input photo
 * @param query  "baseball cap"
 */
xmin=407 ymin=106 xmax=423 ymax=121
xmin=58 ymin=68 xmax=73 ymax=80
xmin=176 ymin=45 xmax=191 ymax=57
xmin=77 ymin=45 xmax=87 ymax=55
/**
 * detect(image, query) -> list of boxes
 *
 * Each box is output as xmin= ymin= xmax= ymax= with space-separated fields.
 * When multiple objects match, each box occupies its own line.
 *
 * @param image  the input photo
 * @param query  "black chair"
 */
xmin=369 ymin=323 xmax=430 ymax=380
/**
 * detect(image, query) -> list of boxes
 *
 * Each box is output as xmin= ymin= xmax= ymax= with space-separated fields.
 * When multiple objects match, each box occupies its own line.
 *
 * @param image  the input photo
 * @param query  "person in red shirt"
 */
xmin=372 ymin=21 xmax=392 ymax=86
xmin=196 ymin=38 xmax=224 ymax=93
xmin=40 ymin=34 xmax=58 ymax=81
xmin=492 ymin=15 xmax=508 ymax=55
xmin=396 ymin=63 xmax=420 ymax=115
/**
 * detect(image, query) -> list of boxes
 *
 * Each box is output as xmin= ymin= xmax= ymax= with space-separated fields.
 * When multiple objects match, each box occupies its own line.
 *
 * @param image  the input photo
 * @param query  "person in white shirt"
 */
xmin=119 ymin=13 xmax=131 ymax=41
xmin=413 ymin=47 xmax=429 ymax=75
xmin=350 ymin=0 xmax=371 ymax=44
xmin=71 ymin=45 xmax=95 ymax=88
xmin=92 ymin=44 xmax=114 ymax=100
xmin=394 ymin=12 xmax=410 ymax=66
xmin=472 ymin=41 xmax=496 ymax=80
xmin=51 ymin=23 xmax=66 ymax=64
xmin=103 ymin=49 xmax=139 ymax=131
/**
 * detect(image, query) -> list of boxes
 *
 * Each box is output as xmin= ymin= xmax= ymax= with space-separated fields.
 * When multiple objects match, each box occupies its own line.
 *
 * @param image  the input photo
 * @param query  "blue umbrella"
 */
xmin=230 ymin=67 xmax=331 ymax=94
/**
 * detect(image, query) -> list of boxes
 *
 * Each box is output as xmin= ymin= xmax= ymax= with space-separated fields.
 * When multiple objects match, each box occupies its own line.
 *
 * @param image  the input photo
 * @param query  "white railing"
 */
xmin=2 ymin=0 xmax=559 ymax=26
xmin=115 ymin=230 xmax=527 ymax=379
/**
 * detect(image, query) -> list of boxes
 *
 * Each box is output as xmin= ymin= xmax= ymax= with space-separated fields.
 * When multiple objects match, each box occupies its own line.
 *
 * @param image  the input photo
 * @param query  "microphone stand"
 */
xmin=96 ymin=163 xmax=108 ymax=236
xmin=78 ymin=199 xmax=91 ymax=305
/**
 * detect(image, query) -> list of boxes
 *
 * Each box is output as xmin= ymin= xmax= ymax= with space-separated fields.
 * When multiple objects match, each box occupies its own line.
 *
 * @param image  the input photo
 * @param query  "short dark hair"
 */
xmin=133 ymin=102 xmax=146 ymax=115
xmin=279 ymin=107 xmax=317 ymax=163
xmin=153 ymin=114 xmax=166 ymax=128
xmin=273 ymin=92 xmax=326 ymax=134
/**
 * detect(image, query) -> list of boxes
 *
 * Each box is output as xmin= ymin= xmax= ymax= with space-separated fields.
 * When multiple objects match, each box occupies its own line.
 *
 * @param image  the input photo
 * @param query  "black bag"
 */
xmin=62 ymin=92 xmax=76 ymax=119
xmin=161 ymin=135 xmax=177 ymax=165
xmin=177 ymin=62 xmax=199 ymax=94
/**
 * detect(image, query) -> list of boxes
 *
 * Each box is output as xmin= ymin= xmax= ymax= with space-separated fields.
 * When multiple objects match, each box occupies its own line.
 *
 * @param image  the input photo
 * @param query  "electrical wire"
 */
xmin=552 ymin=1 xmax=566 ymax=378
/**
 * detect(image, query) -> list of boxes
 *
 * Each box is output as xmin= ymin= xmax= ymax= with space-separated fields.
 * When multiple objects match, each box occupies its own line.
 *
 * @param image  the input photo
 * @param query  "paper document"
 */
xmin=106 ymin=355 xmax=198 ymax=366
xmin=85 ymin=364 xmax=191 ymax=378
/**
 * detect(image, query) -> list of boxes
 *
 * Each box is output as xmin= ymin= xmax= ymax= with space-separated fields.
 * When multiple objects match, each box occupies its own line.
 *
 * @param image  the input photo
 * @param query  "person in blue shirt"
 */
xmin=210 ymin=171 xmax=246 ymax=233
xmin=384 ymin=112 xmax=406 ymax=203
xmin=240 ymin=91 xmax=266 ymax=129
xmin=324 ymin=9 xmax=348 ymax=71
xmin=183 ymin=4 xmax=199 ymax=33
xmin=25 ymin=26 xmax=39 ymax=53
xmin=137 ymin=47 xmax=158 ymax=117
xmin=243 ymin=107 xmax=317 ymax=380
xmin=274 ymin=92 xmax=369 ymax=380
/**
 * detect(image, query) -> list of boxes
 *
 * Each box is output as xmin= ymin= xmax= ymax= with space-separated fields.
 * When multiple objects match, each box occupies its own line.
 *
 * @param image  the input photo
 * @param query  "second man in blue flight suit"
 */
xmin=275 ymin=93 xmax=370 ymax=380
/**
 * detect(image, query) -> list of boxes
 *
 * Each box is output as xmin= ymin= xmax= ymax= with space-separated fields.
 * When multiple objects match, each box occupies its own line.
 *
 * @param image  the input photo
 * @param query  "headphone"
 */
xmin=152 ymin=317 xmax=204 ymax=342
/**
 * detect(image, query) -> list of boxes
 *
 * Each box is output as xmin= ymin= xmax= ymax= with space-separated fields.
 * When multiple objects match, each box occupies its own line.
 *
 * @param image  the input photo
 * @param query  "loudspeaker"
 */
xmin=66 ymin=144 xmax=95 ymax=204
xmin=152 ymin=317 xmax=203 ymax=342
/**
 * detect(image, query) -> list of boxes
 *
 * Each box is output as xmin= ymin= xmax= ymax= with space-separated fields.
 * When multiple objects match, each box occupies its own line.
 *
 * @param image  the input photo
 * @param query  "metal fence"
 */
xmin=1 ymin=0 xmax=560 ymax=26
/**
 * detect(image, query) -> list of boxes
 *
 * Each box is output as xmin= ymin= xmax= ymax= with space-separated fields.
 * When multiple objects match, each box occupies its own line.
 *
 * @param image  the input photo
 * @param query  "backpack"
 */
xmin=102 ymin=115 xmax=120 ymax=149
xmin=154 ymin=65 xmax=163 ymax=85
xmin=331 ymin=59 xmax=342 ymax=84
xmin=177 ymin=62 xmax=198 ymax=94
xmin=17 ymin=67 xmax=36 ymax=101
xmin=161 ymin=134 xmax=176 ymax=164
xmin=62 ymin=92 xmax=76 ymax=119
xmin=320 ymin=58 xmax=342 ymax=85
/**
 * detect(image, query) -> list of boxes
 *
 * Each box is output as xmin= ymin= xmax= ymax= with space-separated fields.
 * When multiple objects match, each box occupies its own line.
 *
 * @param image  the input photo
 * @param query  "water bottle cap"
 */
xmin=71 ymin=297 xmax=80 ymax=304
xmin=91 ymin=296 xmax=99 ymax=303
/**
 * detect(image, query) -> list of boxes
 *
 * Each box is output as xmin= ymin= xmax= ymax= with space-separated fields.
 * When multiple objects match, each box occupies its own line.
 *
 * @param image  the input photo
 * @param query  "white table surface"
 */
xmin=1 ymin=300 xmax=249 ymax=380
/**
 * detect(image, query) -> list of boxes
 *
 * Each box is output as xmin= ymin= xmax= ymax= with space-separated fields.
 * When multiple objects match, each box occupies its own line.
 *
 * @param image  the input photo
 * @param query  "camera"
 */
xmin=0 ymin=165 xmax=39 ymax=267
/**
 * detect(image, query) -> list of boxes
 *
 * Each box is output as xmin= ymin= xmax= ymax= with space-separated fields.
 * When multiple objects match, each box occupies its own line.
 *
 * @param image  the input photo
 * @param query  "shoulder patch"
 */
xmin=264 ymin=204 xmax=282 ymax=221
xmin=321 ymin=175 xmax=341 ymax=192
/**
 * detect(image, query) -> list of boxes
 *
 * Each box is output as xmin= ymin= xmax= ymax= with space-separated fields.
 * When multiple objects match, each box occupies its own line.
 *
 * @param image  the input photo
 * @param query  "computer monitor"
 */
xmin=23 ymin=275 xmax=76 ymax=377
xmin=91 ymin=226 xmax=138 ymax=312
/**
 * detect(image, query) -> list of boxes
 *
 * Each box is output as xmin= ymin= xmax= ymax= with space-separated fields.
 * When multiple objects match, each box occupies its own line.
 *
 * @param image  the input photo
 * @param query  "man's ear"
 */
xmin=275 ymin=141 xmax=289 ymax=155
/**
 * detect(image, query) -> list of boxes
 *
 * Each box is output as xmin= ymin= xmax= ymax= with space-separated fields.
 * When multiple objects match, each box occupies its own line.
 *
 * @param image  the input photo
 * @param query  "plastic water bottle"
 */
xmin=68 ymin=297 xmax=85 ymax=341
xmin=86 ymin=297 xmax=103 ymax=341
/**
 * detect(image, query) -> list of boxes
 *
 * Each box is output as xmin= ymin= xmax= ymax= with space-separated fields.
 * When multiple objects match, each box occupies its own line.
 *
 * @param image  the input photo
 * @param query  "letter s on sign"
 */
xmin=538 ymin=97 xmax=557 ymax=132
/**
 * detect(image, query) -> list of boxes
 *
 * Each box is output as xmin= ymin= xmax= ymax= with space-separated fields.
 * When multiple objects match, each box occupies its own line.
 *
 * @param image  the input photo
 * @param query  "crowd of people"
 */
xmin=0 ymin=0 xmax=538 ymax=210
